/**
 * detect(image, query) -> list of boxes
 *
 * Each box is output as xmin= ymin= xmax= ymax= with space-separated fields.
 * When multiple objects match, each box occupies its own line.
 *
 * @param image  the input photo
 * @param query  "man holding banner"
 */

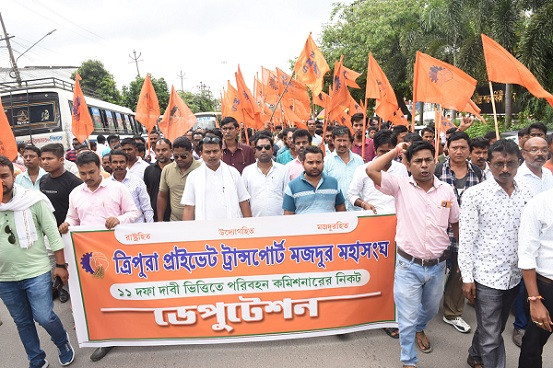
xmin=366 ymin=141 xmax=460 ymax=368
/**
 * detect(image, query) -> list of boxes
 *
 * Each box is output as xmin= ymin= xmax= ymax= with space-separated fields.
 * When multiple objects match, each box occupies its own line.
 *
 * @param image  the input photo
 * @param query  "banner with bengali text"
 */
xmin=64 ymin=212 xmax=397 ymax=347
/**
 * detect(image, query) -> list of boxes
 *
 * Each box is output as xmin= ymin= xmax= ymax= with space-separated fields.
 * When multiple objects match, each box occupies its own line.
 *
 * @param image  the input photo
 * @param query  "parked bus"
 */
xmin=193 ymin=111 xmax=221 ymax=130
xmin=0 ymin=78 xmax=142 ymax=149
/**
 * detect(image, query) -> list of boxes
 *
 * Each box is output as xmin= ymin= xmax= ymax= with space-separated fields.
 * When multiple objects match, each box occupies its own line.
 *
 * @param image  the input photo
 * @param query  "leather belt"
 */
xmin=537 ymin=273 xmax=552 ymax=284
xmin=397 ymin=248 xmax=448 ymax=267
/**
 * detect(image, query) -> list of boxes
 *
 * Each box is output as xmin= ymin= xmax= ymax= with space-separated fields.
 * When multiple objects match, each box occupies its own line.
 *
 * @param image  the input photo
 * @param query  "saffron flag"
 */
xmin=313 ymin=92 xmax=329 ymax=108
xmin=276 ymin=68 xmax=310 ymax=111
xmin=366 ymin=52 xmax=407 ymax=126
xmin=236 ymin=65 xmax=263 ymax=130
xmin=222 ymin=81 xmax=242 ymax=122
xmin=0 ymin=97 xmax=17 ymax=161
xmin=413 ymin=51 xmax=477 ymax=111
xmin=261 ymin=67 xmax=280 ymax=105
xmin=328 ymin=57 xmax=350 ymax=124
xmin=293 ymin=33 xmax=330 ymax=96
xmin=135 ymin=74 xmax=160 ymax=134
xmin=342 ymin=65 xmax=361 ymax=89
xmin=463 ymin=99 xmax=486 ymax=123
xmin=71 ymin=73 xmax=94 ymax=144
xmin=158 ymin=86 xmax=197 ymax=142
xmin=481 ymin=34 xmax=553 ymax=108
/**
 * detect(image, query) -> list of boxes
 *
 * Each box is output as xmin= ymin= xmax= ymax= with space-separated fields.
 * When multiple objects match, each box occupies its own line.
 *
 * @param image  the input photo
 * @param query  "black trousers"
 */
xmin=518 ymin=277 xmax=553 ymax=368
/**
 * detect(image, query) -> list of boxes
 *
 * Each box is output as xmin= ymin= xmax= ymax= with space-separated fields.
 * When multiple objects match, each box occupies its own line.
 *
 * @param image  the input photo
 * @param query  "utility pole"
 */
xmin=0 ymin=12 xmax=22 ymax=86
xmin=176 ymin=70 xmax=186 ymax=92
xmin=128 ymin=49 xmax=142 ymax=78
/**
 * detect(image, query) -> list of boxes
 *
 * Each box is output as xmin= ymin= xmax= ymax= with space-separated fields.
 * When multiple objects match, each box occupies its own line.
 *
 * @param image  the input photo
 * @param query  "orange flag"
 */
xmin=223 ymin=81 xmax=243 ymax=122
xmin=158 ymin=86 xmax=197 ymax=142
xmin=293 ymin=33 xmax=330 ymax=96
xmin=313 ymin=91 xmax=329 ymax=108
xmin=0 ymin=97 xmax=17 ymax=161
xmin=342 ymin=65 xmax=361 ymax=89
xmin=135 ymin=74 xmax=160 ymax=134
xmin=463 ymin=99 xmax=486 ymax=123
xmin=261 ymin=67 xmax=280 ymax=104
xmin=328 ymin=56 xmax=350 ymax=124
xmin=413 ymin=51 xmax=477 ymax=111
xmin=236 ymin=65 xmax=263 ymax=129
xmin=481 ymin=34 xmax=553 ymax=108
xmin=71 ymin=73 xmax=94 ymax=144
xmin=276 ymin=68 xmax=310 ymax=110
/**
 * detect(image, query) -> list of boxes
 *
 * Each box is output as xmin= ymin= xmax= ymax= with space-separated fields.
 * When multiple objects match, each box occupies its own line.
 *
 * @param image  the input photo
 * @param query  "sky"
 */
xmin=1 ymin=0 xmax=339 ymax=99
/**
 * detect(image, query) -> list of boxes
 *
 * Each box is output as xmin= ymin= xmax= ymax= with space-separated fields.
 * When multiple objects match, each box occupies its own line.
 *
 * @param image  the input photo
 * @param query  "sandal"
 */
xmin=467 ymin=355 xmax=484 ymax=368
xmin=384 ymin=327 xmax=400 ymax=338
xmin=416 ymin=330 xmax=432 ymax=353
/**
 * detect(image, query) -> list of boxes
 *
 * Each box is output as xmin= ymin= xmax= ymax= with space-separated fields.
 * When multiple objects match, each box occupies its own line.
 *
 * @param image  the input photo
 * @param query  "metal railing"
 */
xmin=0 ymin=77 xmax=102 ymax=98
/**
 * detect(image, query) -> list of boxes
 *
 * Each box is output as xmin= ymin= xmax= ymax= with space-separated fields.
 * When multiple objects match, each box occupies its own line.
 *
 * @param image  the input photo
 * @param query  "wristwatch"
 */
xmin=55 ymin=263 xmax=68 ymax=270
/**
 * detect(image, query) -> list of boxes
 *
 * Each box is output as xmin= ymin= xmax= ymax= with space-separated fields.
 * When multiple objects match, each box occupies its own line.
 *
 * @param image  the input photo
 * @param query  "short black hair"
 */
xmin=41 ymin=143 xmax=65 ymax=158
xmin=220 ymin=116 xmax=239 ymax=128
xmin=121 ymin=138 xmax=137 ymax=147
xmin=107 ymin=135 xmax=120 ymax=144
xmin=331 ymin=126 xmax=353 ymax=140
xmin=368 ymin=126 xmax=378 ymax=133
xmin=204 ymin=129 xmax=223 ymax=140
xmin=447 ymin=131 xmax=470 ymax=148
xmin=488 ymin=139 xmax=521 ymax=162
xmin=373 ymin=130 xmax=397 ymax=151
xmin=528 ymin=122 xmax=547 ymax=136
xmin=253 ymin=133 xmax=274 ymax=147
xmin=0 ymin=155 xmax=14 ymax=173
xmin=110 ymin=150 xmax=128 ymax=162
xmin=445 ymin=127 xmax=458 ymax=135
xmin=292 ymin=129 xmax=312 ymax=144
xmin=282 ymin=127 xmax=296 ymax=137
xmin=299 ymin=145 xmax=323 ymax=161
xmin=96 ymin=134 xmax=106 ymax=144
xmin=518 ymin=128 xmax=529 ymax=137
xmin=76 ymin=150 xmax=100 ymax=167
xmin=483 ymin=131 xmax=497 ymax=141
xmin=547 ymin=134 xmax=553 ymax=145
xmin=173 ymin=136 xmax=193 ymax=151
xmin=403 ymin=132 xmax=422 ymax=144
xmin=156 ymin=138 xmax=172 ymax=149
xmin=421 ymin=127 xmax=435 ymax=136
xmin=133 ymin=135 xmax=146 ymax=144
xmin=392 ymin=125 xmax=409 ymax=136
xmin=405 ymin=141 xmax=435 ymax=162
xmin=136 ymin=143 xmax=146 ymax=154
xmin=469 ymin=137 xmax=490 ymax=152
xmin=351 ymin=113 xmax=365 ymax=124
xmin=23 ymin=144 xmax=41 ymax=157
xmin=17 ymin=142 xmax=26 ymax=150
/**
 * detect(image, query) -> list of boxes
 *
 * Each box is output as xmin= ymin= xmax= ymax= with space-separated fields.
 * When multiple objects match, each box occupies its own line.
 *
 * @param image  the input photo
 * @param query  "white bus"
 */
xmin=193 ymin=111 xmax=221 ymax=130
xmin=0 ymin=78 xmax=142 ymax=149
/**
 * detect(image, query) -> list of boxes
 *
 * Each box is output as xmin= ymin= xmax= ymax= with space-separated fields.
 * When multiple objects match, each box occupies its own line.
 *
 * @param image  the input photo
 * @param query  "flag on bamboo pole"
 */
xmin=276 ymin=68 xmax=310 ymax=110
xmin=413 ymin=51 xmax=477 ymax=111
xmin=342 ymin=65 xmax=361 ymax=89
xmin=366 ymin=52 xmax=407 ymax=126
xmin=313 ymin=91 xmax=329 ymax=108
xmin=463 ymin=99 xmax=486 ymax=123
xmin=159 ymin=86 xmax=197 ymax=142
xmin=222 ymin=81 xmax=242 ymax=122
xmin=236 ymin=65 xmax=263 ymax=129
xmin=481 ymin=34 xmax=553 ymax=108
xmin=281 ymin=101 xmax=309 ymax=130
xmin=293 ymin=33 xmax=330 ymax=96
xmin=328 ymin=56 xmax=350 ymax=124
xmin=255 ymin=77 xmax=264 ymax=104
xmin=135 ymin=74 xmax=160 ymax=134
xmin=71 ymin=73 xmax=94 ymax=144
xmin=261 ymin=67 xmax=280 ymax=104
xmin=0 ymin=97 xmax=17 ymax=161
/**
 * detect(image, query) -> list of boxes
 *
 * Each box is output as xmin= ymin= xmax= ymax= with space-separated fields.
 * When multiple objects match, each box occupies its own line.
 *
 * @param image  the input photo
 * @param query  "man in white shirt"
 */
xmin=95 ymin=135 xmax=108 ymax=158
xmin=460 ymin=140 xmax=532 ymax=368
xmin=517 ymin=188 xmax=553 ymax=368
xmin=323 ymin=126 xmax=364 ymax=211
xmin=307 ymin=118 xmax=322 ymax=146
xmin=242 ymin=134 xmax=288 ymax=217
xmin=121 ymin=138 xmax=150 ymax=181
xmin=181 ymin=136 xmax=252 ymax=221
xmin=348 ymin=129 xmax=408 ymax=213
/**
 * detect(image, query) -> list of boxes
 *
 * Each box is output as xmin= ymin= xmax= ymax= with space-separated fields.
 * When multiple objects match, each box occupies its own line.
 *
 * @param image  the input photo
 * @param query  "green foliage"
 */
xmin=177 ymin=88 xmax=219 ymax=114
xmin=121 ymin=76 xmax=170 ymax=114
xmin=72 ymin=60 xmax=121 ymax=104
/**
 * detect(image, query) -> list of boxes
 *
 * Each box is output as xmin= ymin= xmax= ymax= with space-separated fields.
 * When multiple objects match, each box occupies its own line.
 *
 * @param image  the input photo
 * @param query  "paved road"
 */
xmin=1 ymin=297 xmax=551 ymax=368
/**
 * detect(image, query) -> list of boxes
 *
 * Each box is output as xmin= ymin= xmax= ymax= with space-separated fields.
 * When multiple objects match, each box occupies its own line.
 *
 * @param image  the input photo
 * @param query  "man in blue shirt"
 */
xmin=283 ymin=145 xmax=346 ymax=214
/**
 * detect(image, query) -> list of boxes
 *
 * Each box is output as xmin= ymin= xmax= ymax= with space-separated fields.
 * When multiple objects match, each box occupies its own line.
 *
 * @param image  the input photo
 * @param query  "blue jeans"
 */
xmin=513 ymin=280 xmax=528 ymax=330
xmin=394 ymin=254 xmax=446 ymax=366
xmin=0 ymin=272 xmax=69 ymax=368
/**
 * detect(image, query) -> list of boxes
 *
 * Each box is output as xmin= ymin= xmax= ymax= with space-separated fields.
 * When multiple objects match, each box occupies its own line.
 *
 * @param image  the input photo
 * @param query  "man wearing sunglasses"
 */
xmin=0 ymin=155 xmax=75 ymax=368
xmin=242 ymin=134 xmax=289 ymax=217
xmin=182 ymin=135 xmax=251 ymax=220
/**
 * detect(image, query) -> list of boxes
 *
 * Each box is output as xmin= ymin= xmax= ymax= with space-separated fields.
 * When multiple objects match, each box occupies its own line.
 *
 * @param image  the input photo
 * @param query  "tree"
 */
xmin=121 ymin=75 xmax=170 ymax=114
xmin=72 ymin=60 xmax=121 ymax=104
xmin=178 ymin=86 xmax=219 ymax=113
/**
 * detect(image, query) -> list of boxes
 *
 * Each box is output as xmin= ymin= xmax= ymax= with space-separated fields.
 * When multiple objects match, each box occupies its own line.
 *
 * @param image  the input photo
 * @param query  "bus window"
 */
xmin=129 ymin=115 xmax=142 ymax=135
xmin=102 ymin=109 xmax=115 ymax=131
xmin=3 ymin=92 xmax=61 ymax=137
xmin=89 ymin=107 xmax=104 ymax=132
xmin=114 ymin=112 xmax=127 ymax=133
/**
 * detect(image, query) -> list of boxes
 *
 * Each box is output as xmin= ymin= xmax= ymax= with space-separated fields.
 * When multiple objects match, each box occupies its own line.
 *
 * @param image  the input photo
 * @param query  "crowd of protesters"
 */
xmin=1 ymin=114 xmax=552 ymax=368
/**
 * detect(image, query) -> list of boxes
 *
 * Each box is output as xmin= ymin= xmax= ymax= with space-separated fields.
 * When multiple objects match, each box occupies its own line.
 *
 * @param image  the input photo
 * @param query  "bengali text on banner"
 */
xmin=63 ymin=212 xmax=397 ymax=347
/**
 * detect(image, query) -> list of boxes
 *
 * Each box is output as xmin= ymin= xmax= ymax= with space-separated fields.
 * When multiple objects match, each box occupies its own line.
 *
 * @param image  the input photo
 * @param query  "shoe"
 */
xmin=58 ymin=333 xmax=75 ymax=366
xmin=512 ymin=328 xmax=525 ymax=347
xmin=90 ymin=346 xmax=113 ymax=362
xmin=443 ymin=316 xmax=471 ymax=333
xmin=33 ymin=359 xmax=49 ymax=368
xmin=59 ymin=288 xmax=70 ymax=303
xmin=467 ymin=354 xmax=484 ymax=368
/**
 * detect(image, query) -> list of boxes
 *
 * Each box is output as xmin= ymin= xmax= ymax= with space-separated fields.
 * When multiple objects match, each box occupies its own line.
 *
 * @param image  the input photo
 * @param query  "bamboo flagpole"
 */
xmin=488 ymin=81 xmax=500 ymax=140
xmin=435 ymin=105 xmax=442 ymax=161
xmin=269 ymin=71 xmax=296 ymax=123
